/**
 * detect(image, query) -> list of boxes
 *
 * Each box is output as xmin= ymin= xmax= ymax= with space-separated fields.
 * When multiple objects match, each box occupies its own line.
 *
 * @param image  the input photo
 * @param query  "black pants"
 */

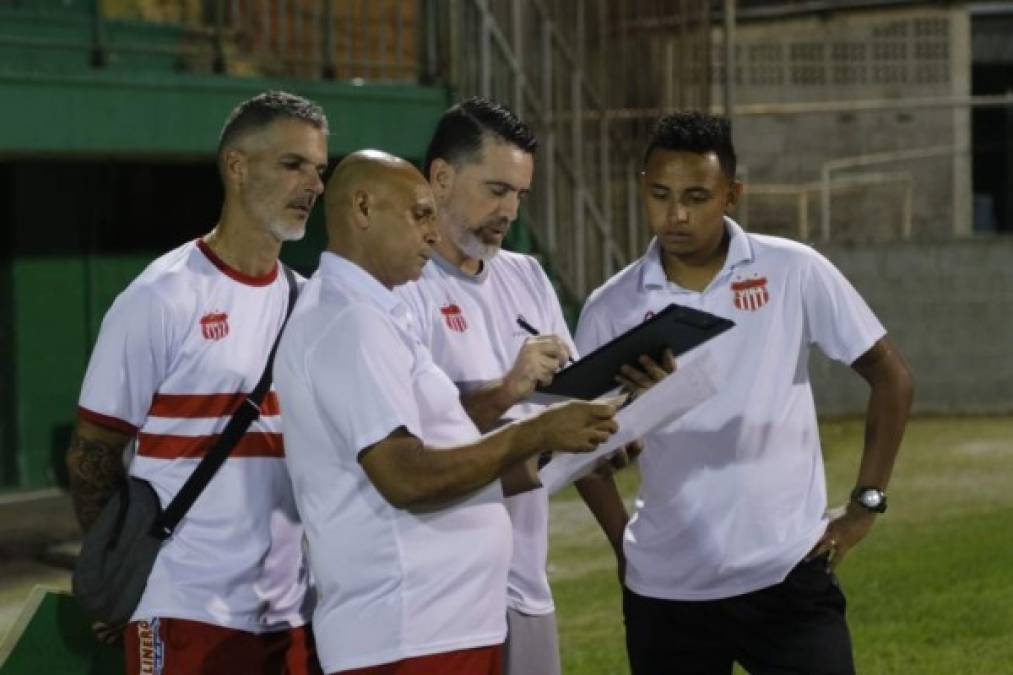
xmin=623 ymin=556 xmax=855 ymax=675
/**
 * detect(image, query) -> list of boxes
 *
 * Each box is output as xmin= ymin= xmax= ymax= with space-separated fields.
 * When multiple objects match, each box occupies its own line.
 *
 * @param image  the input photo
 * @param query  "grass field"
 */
xmin=548 ymin=416 xmax=1013 ymax=675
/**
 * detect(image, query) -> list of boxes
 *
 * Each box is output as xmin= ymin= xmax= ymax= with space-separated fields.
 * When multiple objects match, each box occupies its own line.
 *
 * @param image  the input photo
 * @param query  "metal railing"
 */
xmin=434 ymin=0 xmax=711 ymax=298
xmin=0 ymin=0 xmax=424 ymax=81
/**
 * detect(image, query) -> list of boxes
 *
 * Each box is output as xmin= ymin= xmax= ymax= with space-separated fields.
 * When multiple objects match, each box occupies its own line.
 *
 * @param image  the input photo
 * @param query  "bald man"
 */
xmin=274 ymin=150 xmax=619 ymax=675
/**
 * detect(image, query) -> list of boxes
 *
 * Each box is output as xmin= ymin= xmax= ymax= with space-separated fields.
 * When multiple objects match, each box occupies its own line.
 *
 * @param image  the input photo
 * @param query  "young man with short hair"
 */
xmin=575 ymin=111 xmax=914 ymax=674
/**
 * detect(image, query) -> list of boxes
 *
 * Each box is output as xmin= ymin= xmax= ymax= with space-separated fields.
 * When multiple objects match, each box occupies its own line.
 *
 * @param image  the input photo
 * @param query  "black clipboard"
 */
xmin=538 ymin=303 xmax=734 ymax=400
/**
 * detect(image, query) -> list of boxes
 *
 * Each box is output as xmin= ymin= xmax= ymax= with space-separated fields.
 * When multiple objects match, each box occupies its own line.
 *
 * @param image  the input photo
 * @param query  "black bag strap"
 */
xmin=152 ymin=264 xmax=299 ymax=540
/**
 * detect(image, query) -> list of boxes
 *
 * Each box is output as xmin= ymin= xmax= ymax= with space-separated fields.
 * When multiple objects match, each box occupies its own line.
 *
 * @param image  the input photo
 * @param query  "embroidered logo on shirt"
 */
xmin=200 ymin=312 xmax=230 ymax=340
xmin=440 ymin=304 xmax=468 ymax=332
xmin=137 ymin=619 xmax=165 ymax=675
xmin=731 ymin=276 xmax=770 ymax=311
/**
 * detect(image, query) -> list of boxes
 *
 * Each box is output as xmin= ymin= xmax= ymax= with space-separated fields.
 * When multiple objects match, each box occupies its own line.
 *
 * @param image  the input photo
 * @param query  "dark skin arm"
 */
xmin=359 ymin=400 xmax=618 ymax=510
xmin=807 ymin=337 xmax=914 ymax=569
xmin=66 ymin=418 xmax=131 ymax=533
xmin=576 ymin=472 xmax=630 ymax=580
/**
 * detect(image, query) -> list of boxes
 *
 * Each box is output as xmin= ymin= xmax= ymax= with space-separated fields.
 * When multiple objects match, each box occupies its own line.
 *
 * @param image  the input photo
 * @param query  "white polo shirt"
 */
xmin=275 ymin=252 xmax=512 ymax=672
xmin=78 ymin=239 xmax=310 ymax=632
xmin=575 ymin=218 xmax=885 ymax=600
xmin=396 ymin=250 xmax=576 ymax=616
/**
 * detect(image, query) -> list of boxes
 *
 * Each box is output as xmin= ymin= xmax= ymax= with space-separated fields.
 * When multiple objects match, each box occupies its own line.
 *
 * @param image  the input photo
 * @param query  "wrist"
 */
xmin=510 ymin=417 xmax=544 ymax=460
xmin=496 ymin=375 xmax=526 ymax=410
xmin=849 ymin=485 xmax=888 ymax=514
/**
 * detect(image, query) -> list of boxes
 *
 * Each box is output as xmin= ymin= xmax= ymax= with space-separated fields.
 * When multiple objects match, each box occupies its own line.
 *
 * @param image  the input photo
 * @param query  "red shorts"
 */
xmin=124 ymin=617 xmax=322 ymax=675
xmin=334 ymin=644 xmax=503 ymax=675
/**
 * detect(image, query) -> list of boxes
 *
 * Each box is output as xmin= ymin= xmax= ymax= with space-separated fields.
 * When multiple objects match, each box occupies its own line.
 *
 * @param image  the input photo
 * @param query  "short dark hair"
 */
xmin=218 ymin=90 xmax=328 ymax=156
xmin=644 ymin=111 xmax=737 ymax=180
xmin=423 ymin=97 xmax=537 ymax=179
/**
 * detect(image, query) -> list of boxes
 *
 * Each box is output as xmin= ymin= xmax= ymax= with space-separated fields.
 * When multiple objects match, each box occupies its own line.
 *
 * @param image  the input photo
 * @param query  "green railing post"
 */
xmin=90 ymin=0 xmax=108 ymax=67
xmin=322 ymin=0 xmax=336 ymax=79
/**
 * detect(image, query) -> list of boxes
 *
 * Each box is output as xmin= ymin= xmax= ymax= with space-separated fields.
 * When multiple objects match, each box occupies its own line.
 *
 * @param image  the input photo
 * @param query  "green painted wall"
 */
xmin=0 ymin=7 xmax=452 ymax=489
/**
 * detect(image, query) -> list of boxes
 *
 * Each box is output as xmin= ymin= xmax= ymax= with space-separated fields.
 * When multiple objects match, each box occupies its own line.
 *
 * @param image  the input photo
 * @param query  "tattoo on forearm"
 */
xmin=67 ymin=430 xmax=128 ymax=532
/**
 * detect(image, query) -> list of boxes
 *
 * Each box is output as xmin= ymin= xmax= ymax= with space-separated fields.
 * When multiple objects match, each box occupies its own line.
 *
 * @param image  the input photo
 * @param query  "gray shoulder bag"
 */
xmin=73 ymin=265 xmax=298 ymax=625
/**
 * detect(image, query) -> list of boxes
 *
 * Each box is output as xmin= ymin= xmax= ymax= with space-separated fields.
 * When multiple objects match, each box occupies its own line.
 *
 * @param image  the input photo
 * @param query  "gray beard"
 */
xmin=452 ymin=229 xmax=499 ymax=261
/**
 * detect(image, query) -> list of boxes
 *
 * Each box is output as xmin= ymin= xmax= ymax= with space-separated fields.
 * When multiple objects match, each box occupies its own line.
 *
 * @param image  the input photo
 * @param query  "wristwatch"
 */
xmin=850 ymin=486 xmax=887 ymax=514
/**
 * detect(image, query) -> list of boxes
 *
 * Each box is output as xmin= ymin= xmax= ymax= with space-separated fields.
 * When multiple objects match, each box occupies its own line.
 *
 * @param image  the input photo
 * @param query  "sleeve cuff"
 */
xmin=77 ymin=406 xmax=139 ymax=436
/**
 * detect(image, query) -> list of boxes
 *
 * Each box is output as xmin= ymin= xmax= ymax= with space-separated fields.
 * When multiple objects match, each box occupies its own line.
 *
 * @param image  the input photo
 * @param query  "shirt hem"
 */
xmin=320 ymin=630 xmax=505 ymax=673
xmin=506 ymin=599 xmax=555 ymax=616
xmin=625 ymin=522 xmax=829 ymax=602
xmin=131 ymin=607 xmax=309 ymax=634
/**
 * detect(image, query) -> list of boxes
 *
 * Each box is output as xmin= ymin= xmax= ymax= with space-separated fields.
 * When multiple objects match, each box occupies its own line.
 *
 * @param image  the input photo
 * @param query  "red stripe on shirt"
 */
xmin=136 ymin=432 xmax=285 ymax=459
xmin=148 ymin=392 xmax=281 ymax=418
xmin=77 ymin=407 xmax=139 ymax=435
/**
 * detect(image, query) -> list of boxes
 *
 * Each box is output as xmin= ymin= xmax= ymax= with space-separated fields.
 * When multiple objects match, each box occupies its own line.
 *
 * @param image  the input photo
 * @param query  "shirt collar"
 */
xmin=430 ymin=249 xmax=491 ymax=284
xmin=640 ymin=216 xmax=754 ymax=291
xmin=318 ymin=251 xmax=407 ymax=319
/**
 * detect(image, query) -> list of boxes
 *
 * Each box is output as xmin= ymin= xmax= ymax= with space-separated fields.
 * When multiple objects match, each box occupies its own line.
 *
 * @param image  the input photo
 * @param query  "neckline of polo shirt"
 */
xmin=430 ymin=250 xmax=490 ymax=284
xmin=196 ymin=238 xmax=279 ymax=287
xmin=641 ymin=217 xmax=755 ymax=292
xmin=318 ymin=250 xmax=404 ymax=316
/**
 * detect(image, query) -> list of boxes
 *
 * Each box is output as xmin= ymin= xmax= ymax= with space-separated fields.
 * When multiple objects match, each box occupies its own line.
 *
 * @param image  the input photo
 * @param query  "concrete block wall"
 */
xmin=809 ymin=237 xmax=1013 ymax=415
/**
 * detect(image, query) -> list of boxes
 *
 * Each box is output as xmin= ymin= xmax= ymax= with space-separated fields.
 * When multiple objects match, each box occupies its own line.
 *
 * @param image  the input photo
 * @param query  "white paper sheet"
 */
xmin=538 ymin=351 xmax=719 ymax=494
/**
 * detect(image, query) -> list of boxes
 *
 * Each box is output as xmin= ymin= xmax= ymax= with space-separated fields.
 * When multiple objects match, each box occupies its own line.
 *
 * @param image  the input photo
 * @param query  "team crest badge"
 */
xmin=440 ymin=304 xmax=468 ymax=332
xmin=731 ymin=276 xmax=770 ymax=311
xmin=200 ymin=312 xmax=229 ymax=340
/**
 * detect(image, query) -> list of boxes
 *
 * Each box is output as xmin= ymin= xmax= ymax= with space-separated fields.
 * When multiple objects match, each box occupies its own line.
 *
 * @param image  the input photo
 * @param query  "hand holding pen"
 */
xmin=516 ymin=315 xmax=575 ymax=365
xmin=501 ymin=315 xmax=574 ymax=401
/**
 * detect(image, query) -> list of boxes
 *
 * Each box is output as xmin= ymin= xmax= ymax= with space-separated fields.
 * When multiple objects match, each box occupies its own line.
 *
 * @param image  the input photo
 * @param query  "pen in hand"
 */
xmin=516 ymin=315 xmax=575 ymax=365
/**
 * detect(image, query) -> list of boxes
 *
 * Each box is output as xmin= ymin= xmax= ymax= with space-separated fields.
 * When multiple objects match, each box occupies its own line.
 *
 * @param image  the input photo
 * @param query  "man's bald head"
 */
xmin=325 ymin=149 xmax=439 ymax=289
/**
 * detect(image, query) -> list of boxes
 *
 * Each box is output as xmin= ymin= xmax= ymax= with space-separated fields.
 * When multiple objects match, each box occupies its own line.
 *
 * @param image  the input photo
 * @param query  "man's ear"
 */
xmin=222 ymin=148 xmax=246 ymax=187
xmin=726 ymin=180 xmax=744 ymax=211
xmin=353 ymin=189 xmax=371 ymax=228
xmin=429 ymin=158 xmax=455 ymax=199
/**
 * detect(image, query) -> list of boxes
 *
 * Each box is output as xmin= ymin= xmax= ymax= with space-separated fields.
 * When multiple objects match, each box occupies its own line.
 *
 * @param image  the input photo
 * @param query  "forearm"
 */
xmin=66 ymin=421 xmax=131 ymax=532
xmin=501 ymin=457 xmax=541 ymax=497
xmin=576 ymin=473 xmax=629 ymax=556
xmin=853 ymin=338 xmax=914 ymax=489
xmin=362 ymin=421 xmax=543 ymax=508
xmin=459 ymin=379 xmax=521 ymax=432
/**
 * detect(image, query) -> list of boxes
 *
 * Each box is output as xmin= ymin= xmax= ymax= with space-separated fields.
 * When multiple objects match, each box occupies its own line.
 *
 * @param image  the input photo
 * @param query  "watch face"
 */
xmin=860 ymin=491 xmax=883 ymax=508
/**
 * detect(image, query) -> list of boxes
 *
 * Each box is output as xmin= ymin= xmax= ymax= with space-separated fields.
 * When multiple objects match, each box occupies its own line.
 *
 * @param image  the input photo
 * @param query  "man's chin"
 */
xmin=268 ymin=221 xmax=307 ymax=243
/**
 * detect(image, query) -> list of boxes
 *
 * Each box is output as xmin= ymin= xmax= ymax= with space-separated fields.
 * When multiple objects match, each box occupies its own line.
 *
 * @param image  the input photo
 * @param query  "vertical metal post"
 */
xmin=820 ymin=164 xmax=832 ymax=242
xmin=573 ymin=0 xmax=586 ymax=297
xmin=902 ymin=180 xmax=913 ymax=240
xmin=512 ymin=0 xmax=524 ymax=112
xmin=600 ymin=115 xmax=613 ymax=278
xmin=798 ymin=191 xmax=809 ymax=240
xmin=627 ymin=158 xmax=639 ymax=260
xmin=90 ymin=0 xmax=108 ymax=67
xmin=723 ymin=0 xmax=736 ymax=117
xmin=479 ymin=0 xmax=491 ymax=97
xmin=278 ymin=0 xmax=288 ymax=63
xmin=378 ymin=0 xmax=388 ymax=79
xmin=360 ymin=0 xmax=370 ymax=77
xmin=322 ymin=0 xmax=336 ymax=78
xmin=394 ymin=0 xmax=404 ymax=79
xmin=542 ymin=18 xmax=557 ymax=255
xmin=419 ymin=0 xmax=437 ymax=83
xmin=213 ymin=0 xmax=227 ymax=73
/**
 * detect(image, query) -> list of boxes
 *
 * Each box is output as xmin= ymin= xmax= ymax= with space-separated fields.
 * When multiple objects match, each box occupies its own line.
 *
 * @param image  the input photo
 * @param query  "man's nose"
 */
xmin=670 ymin=202 xmax=689 ymax=224
xmin=423 ymin=218 xmax=440 ymax=245
xmin=307 ymin=168 xmax=324 ymax=195
xmin=499 ymin=193 xmax=520 ymax=221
